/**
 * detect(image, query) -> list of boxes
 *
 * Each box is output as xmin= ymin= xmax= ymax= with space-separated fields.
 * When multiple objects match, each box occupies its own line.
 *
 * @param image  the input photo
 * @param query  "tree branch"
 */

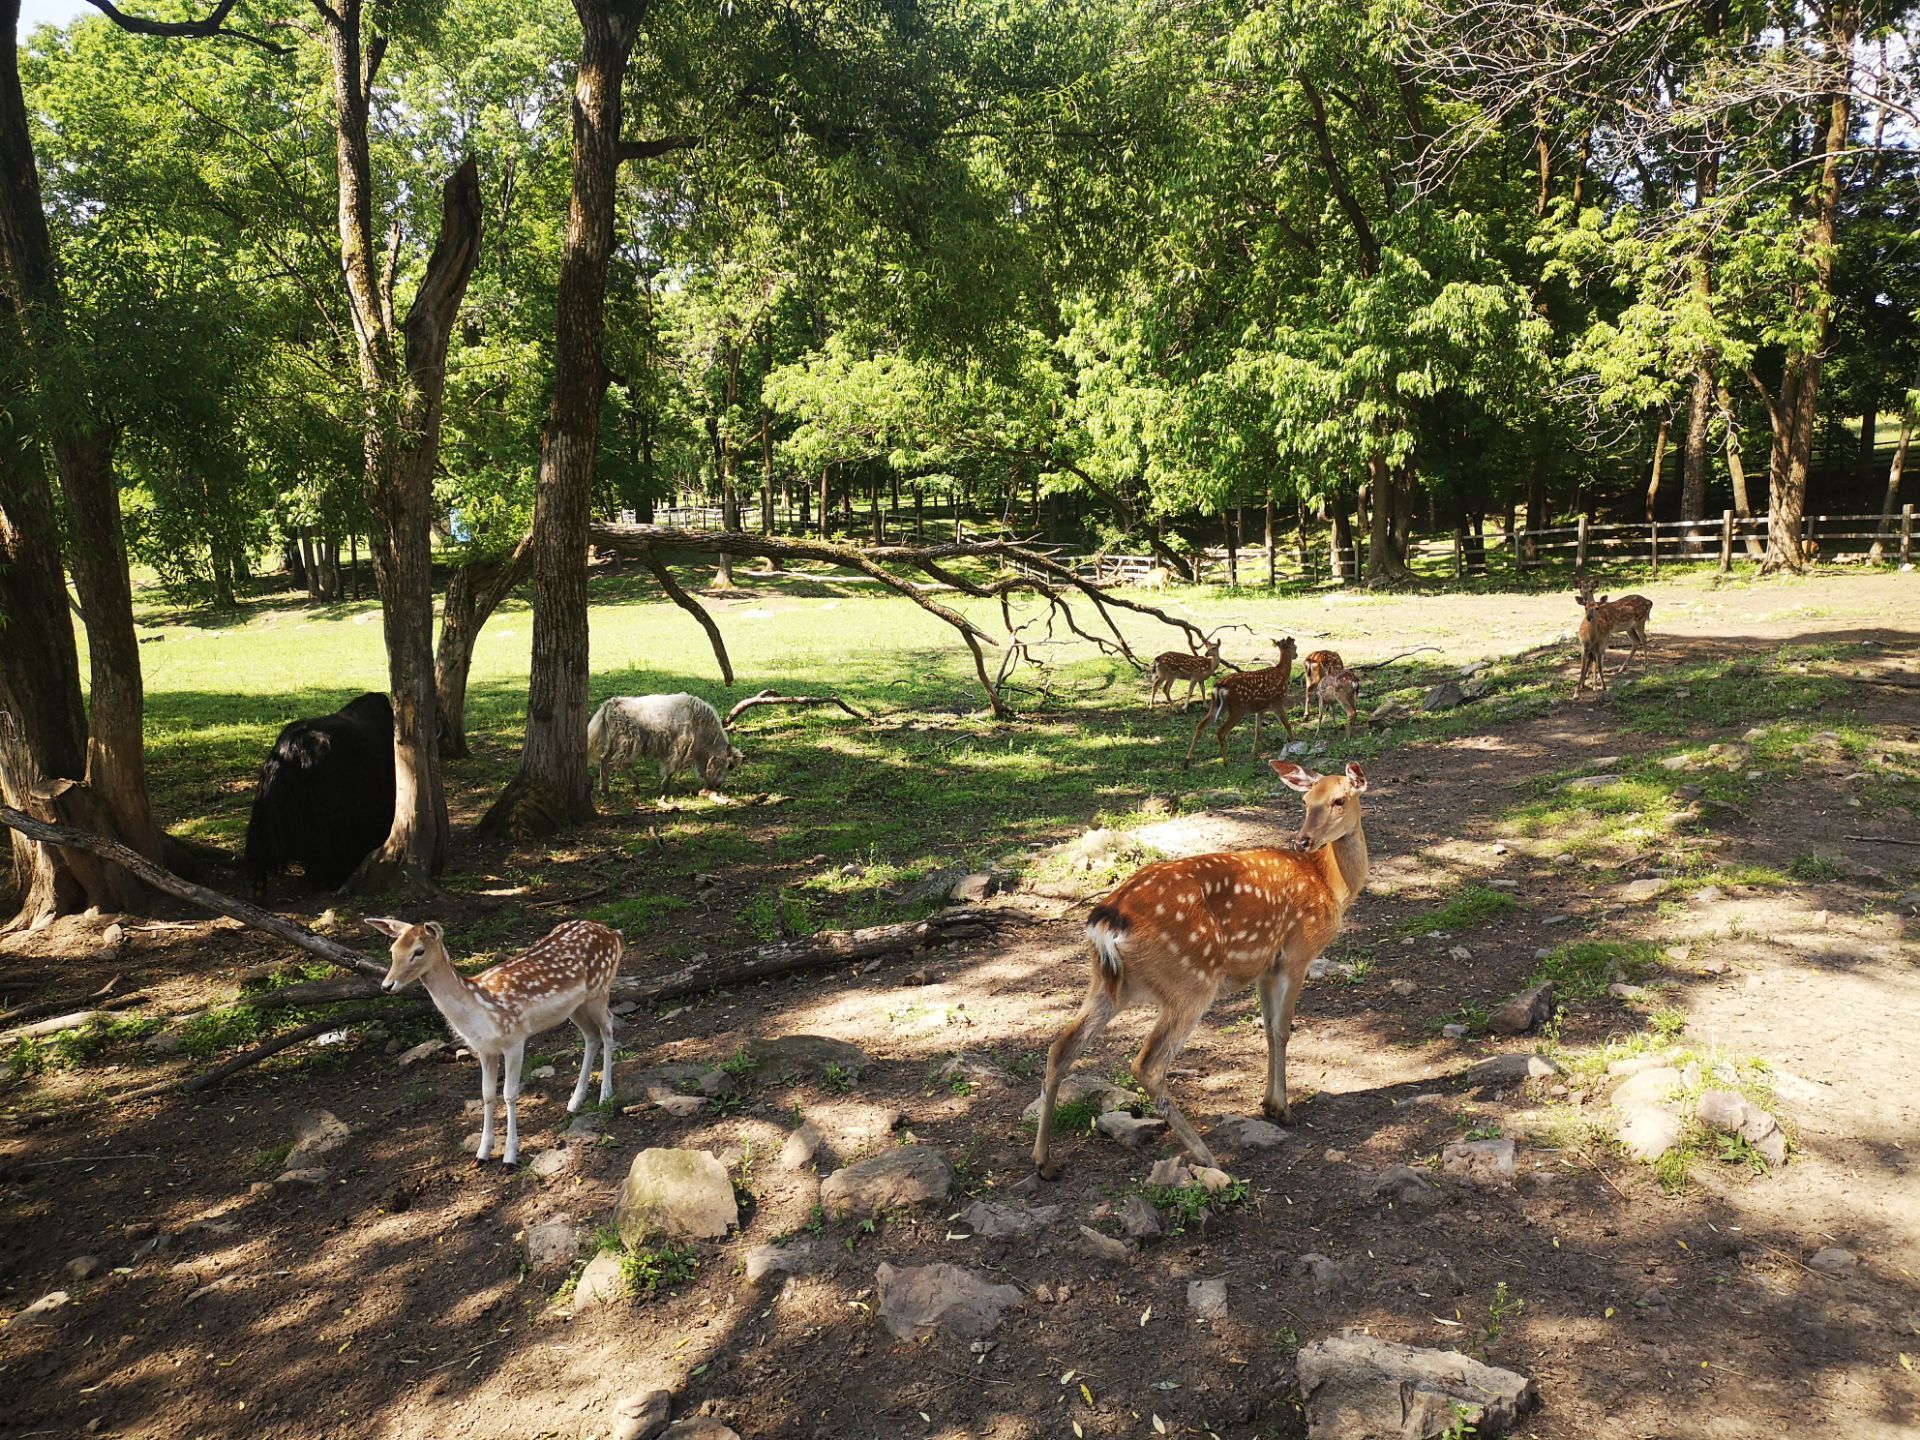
xmin=617 ymin=135 xmax=699 ymax=163
xmin=636 ymin=549 xmax=734 ymax=686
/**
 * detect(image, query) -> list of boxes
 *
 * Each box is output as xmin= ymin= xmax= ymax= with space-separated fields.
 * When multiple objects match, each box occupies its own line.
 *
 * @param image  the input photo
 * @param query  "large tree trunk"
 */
xmin=1645 ymin=411 xmax=1671 ymax=521
xmin=1869 ymin=363 xmax=1917 ymax=563
xmin=1363 ymin=451 xmax=1414 ymax=585
xmin=317 ymin=1 xmax=483 ymax=888
xmin=481 ymin=0 xmax=656 ymax=840
xmin=1763 ymin=10 xmax=1855 ymax=574
xmin=435 ymin=536 xmax=532 ymax=758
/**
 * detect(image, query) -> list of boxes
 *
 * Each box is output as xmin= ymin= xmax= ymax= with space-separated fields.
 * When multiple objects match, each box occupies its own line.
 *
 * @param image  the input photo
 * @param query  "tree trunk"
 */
xmin=480 ymin=0 xmax=651 ymax=840
xmin=1869 ymin=363 xmax=1916 ymax=563
xmin=435 ymin=536 xmax=532 ymax=758
xmin=1681 ymin=368 xmax=1714 ymax=530
xmin=760 ymin=415 xmax=773 ymax=535
xmin=1329 ymin=495 xmax=1354 ymax=584
xmin=317 ymin=1 xmax=482 ymax=886
xmin=1363 ymin=452 xmax=1413 ymax=584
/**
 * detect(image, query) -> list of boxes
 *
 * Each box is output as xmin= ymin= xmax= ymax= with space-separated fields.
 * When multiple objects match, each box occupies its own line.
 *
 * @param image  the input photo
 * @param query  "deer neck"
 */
xmin=1313 ymin=820 xmax=1369 ymax=914
xmin=417 ymin=955 xmax=498 ymax=1047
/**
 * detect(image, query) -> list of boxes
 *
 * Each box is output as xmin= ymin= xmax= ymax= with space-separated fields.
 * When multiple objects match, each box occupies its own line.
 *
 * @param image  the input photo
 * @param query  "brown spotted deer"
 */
xmin=1573 ymin=577 xmax=1652 ymax=693
xmin=367 ymin=917 xmax=624 ymax=1167
xmin=1300 ymin=649 xmax=1344 ymax=721
xmin=1146 ymin=634 xmax=1226 ymax=710
xmin=1185 ymin=637 xmax=1297 ymax=765
xmin=1314 ymin=667 xmax=1361 ymax=733
xmin=1032 ymin=759 xmax=1371 ymax=1178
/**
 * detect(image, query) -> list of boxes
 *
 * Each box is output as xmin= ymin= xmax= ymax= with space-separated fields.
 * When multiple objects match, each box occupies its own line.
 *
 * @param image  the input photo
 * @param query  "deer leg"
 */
xmin=1185 ymin=699 xmax=1218 ymax=767
xmin=1033 ymin=981 xmax=1117 ymax=1180
xmin=568 ymin=1007 xmax=598 ymax=1114
xmin=1257 ymin=964 xmax=1306 ymax=1124
xmin=1250 ymin=710 xmax=1263 ymax=758
xmin=585 ymin=997 xmax=617 ymax=1104
xmin=474 ymin=1052 xmax=499 ymax=1165
xmin=501 ymin=1038 xmax=526 ymax=1167
xmin=1133 ymin=997 xmax=1214 ymax=1167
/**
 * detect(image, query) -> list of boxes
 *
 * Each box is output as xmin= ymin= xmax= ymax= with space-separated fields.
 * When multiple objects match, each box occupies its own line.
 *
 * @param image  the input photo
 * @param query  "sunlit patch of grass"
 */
xmin=587 ymin=893 xmax=693 ymax=933
xmin=1530 ymin=940 xmax=1660 ymax=1000
xmin=1400 ymin=884 xmax=1519 ymax=936
xmin=1788 ymin=853 xmax=1847 ymax=882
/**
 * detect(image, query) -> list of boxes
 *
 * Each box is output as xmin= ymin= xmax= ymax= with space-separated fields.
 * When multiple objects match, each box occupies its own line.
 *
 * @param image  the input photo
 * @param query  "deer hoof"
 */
xmin=500 ymin=1159 xmax=518 ymax=1172
xmin=1262 ymin=1100 xmax=1292 ymax=1126
xmin=1035 ymin=1160 xmax=1061 ymax=1183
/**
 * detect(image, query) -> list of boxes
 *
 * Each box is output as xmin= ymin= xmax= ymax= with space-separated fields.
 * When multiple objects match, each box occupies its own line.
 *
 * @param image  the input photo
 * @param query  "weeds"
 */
xmin=1401 ymin=885 xmax=1519 ymax=936
xmin=1530 ymin=940 xmax=1660 ymax=1000
xmin=1140 ymin=1175 xmax=1252 ymax=1234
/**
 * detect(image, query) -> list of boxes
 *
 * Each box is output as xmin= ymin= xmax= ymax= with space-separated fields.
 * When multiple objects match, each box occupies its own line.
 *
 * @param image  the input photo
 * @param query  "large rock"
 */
xmin=1487 ymin=983 xmax=1554 ymax=1036
xmin=957 ymin=1198 xmax=1061 ymax=1239
xmin=609 ymin=1390 xmax=671 ymax=1440
xmin=615 ymin=1149 xmax=739 ymax=1243
xmin=1214 ymin=1116 xmax=1290 ymax=1150
xmin=1296 ymin=1333 xmax=1538 ymax=1440
xmin=1096 ymin=1110 xmax=1167 ymax=1147
xmin=1021 ymin=1073 xmax=1133 ymax=1123
xmin=1694 ymin=1089 xmax=1788 ymax=1167
xmin=522 ymin=1216 xmax=580 ymax=1271
xmin=1369 ymin=1167 xmax=1440 ymax=1209
xmin=286 ymin=1110 xmax=349 ymax=1169
xmin=747 ymin=1034 xmax=869 ymax=1080
xmin=819 ymin=1145 xmax=952 ymax=1217
xmin=875 ymin=1262 xmax=1021 ymax=1342
xmin=1441 ymin=1138 xmax=1516 ymax=1187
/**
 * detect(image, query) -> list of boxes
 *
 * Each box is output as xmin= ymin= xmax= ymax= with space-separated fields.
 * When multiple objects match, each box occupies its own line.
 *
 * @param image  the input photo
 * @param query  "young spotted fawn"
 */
xmin=1146 ymin=634 xmax=1226 ymax=710
xmin=1573 ymin=577 xmax=1652 ymax=693
xmin=1301 ymin=649 xmax=1344 ymax=722
xmin=1032 ymin=760 xmax=1371 ymax=1177
xmin=368 ymin=917 xmax=624 ymax=1167
xmin=1185 ymin=637 xmax=1297 ymax=765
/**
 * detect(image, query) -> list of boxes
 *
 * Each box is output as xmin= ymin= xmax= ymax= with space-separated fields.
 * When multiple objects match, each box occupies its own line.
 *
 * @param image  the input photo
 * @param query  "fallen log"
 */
xmin=723 ymin=689 xmax=873 ymax=728
xmin=0 ymin=974 xmax=139 ymax=1029
xmin=115 ymin=1001 xmax=430 ymax=1103
xmin=0 ymin=806 xmax=387 ymax=980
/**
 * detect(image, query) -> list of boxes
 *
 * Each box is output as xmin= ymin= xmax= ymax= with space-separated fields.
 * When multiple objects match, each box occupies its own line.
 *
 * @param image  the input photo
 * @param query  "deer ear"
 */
xmin=1344 ymin=762 xmax=1369 ymax=792
xmin=1269 ymin=760 xmax=1319 ymax=791
xmin=424 ymin=921 xmax=444 ymax=940
xmin=364 ymin=916 xmax=408 ymax=939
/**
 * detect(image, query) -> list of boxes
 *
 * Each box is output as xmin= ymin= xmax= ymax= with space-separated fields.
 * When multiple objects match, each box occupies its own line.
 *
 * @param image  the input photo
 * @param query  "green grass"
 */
xmin=1138 ymin=1174 xmax=1253 ymax=1233
xmin=1530 ymin=940 xmax=1660 ymax=1000
xmin=1400 ymin=884 xmax=1519 ymax=936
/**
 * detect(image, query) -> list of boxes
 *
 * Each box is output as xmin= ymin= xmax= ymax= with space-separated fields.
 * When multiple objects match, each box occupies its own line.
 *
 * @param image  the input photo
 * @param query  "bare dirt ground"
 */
xmin=3 ymin=571 xmax=1918 ymax=1440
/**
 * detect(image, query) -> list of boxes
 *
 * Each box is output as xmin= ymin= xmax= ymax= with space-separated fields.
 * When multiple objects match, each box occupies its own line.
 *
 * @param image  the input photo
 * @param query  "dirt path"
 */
xmin=3 ymin=573 xmax=1917 ymax=1440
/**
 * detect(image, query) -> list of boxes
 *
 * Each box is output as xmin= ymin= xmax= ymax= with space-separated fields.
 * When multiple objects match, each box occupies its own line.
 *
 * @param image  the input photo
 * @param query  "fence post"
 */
xmin=1453 ymin=527 xmax=1464 ymax=578
xmin=1719 ymin=510 xmax=1733 ymax=572
xmin=1576 ymin=514 xmax=1589 ymax=570
xmin=1903 ymin=504 xmax=1914 ymax=566
xmin=1649 ymin=520 xmax=1658 ymax=574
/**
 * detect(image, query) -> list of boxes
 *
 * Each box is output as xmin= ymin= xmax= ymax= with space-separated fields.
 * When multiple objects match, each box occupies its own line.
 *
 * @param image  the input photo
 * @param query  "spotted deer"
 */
xmin=367 ymin=917 xmax=624 ymax=1167
xmin=1300 ymin=649 xmax=1344 ymax=721
xmin=1314 ymin=666 xmax=1361 ymax=733
xmin=1573 ymin=577 xmax=1652 ymax=694
xmin=1185 ymin=637 xmax=1297 ymax=765
xmin=1032 ymin=760 xmax=1371 ymax=1178
xmin=1146 ymin=634 xmax=1225 ymax=710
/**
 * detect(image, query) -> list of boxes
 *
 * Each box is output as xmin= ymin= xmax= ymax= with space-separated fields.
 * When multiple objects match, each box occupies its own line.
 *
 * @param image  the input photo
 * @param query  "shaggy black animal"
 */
xmin=244 ymin=692 xmax=395 ymax=891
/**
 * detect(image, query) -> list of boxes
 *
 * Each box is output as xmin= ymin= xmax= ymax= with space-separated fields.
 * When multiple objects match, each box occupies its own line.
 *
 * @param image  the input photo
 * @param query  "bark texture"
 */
xmin=434 ymin=536 xmax=532 ymax=758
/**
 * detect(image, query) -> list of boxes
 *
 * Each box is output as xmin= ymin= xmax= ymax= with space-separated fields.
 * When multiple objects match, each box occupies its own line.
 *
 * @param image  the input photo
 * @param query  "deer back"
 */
xmin=475 ymin=919 xmax=624 ymax=1025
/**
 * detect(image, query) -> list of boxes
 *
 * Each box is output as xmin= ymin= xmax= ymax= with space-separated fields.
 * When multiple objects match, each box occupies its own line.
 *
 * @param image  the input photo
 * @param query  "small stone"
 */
xmin=615 ymin=1149 xmax=740 ymax=1242
xmin=660 ymin=1421 xmax=738 ymax=1440
xmin=1612 ymin=1066 xmax=1683 ymax=1111
xmin=1146 ymin=1157 xmax=1192 ymax=1188
xmin=1187 ymin=1278 xmax=1228 ymax=1321
xmin=522 ymin=1217 xmax=580 ymax=1271
xmin=273 ymin=1167 xmax=330 ymax=1188
xmin=1559 ymin=774 xmax=1622 ymax=791
xmin=610 ymin=1389 xmax=672 ymax=1440
xmin=938 ymin=1053 xmax=1012 ymax=1088
xmin=530 ymin=1148 xmax=572 ymax=1179
xmin=285 ymin=1110 xmax=349 ymax=1169
xmin=1696 ymin=957 xmax=1731 ymax=976
xmin=1214 ymin=1116 xmax=1290 ymax=1150
xmin=1389 ymin=978 xmax=1419 ymax=997
xmin=1614 ymin=1105 xmax=1686 ymax=1162
xmin=1620 ymin=878 xmax=1666 ymax=903
xmin=1608 ymin=982 xmax=1653 ymax=1003
xmin=1807 ymin=1247 xmax=1857 ymax=1275
xmin=1462 ymin=1052 xmax=1561 ymax=1085
xmin=1369 ymin=1166 xmax=1439 ymax=1208
xmin=820 ymin=1146 xmax=953 ymax=1218
xmin=1487 ymin=982 xmax=1554 ymax=1035
xmin=875 ymin=1262 xmax=1021 ymax=1341
xmin=779 ymin=1123 xmax=822 ymax=1171
xmin=745 ymin=1240 xmax=821 ymax=1284
xmin=14 ymin=1290 xmax=71 ymax=1324
xmin=1117 ymin=1195 xmax=1163 ymax=1240
xmin=1441 ymin=1024 xmax=1468 ymax=1039
xmin=948 ymin=872 xmax=998 ymax=903
xmin=530 ymin=1064 xmax=556 ymax=1081
xmin=655 ymin=1094 xmax=708 ymax=1118
xmin=1021 ymin=1073 xmax=1132 ymax=1123
xmin=1192 ymin=1165 xmax=1234 ymax=1193
xmin=1292 ymin=1252 xmax=1346 ymax=1293
xmin=64 ymin=1256 xmax=104 ymax=1282
xmin=1422 ymin=681 xmax=1467 ymax=711
xmin=1695 ymin=1089 xmax=1750 ymax=1134
xmin=1096 ymin=1110 xmax=1167 ymax=1147
xmin=1322 ymin=1149 xmax=1348 ymax=1165
xmin=1447 ymin=946 xmax=1472 ymax=962
xmin=1441 ymin=1138 xmax=1516 ymax=1187
xmin=574 ymin=1251 xmax=626 ymax=1308
xmin=1077 ymin=1225 xmax=1133 ymax=1264
xmin=746 ymin=1033 xmax=869 ymax=1079
xmin=956 ymin=1198 xmax=1061 ymax=1239
xmin=1297 ymin=1333 xmax=1536 ymax=1440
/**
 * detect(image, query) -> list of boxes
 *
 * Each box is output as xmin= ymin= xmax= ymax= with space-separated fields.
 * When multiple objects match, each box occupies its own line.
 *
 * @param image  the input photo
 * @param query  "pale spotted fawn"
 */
xmin=1300 ymin=649 xmax=1347 ymax=724
xmin=1032 ymin=759 xmax=1371 ymax=1178
xmin=368 ymin=917 xmax=624 ymax=1167
xmin=1186 ymin=636 xmax=1297 ymax=764
xmin=1146 ymin=634 xmax=1225 ymax=710
xmin=1573 ymin=576 xmax=1652 ymax=694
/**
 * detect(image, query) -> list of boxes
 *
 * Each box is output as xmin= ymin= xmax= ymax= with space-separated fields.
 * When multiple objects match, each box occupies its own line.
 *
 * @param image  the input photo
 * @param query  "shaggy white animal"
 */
xmin=587 ymin=693 xmax=744 ymax=797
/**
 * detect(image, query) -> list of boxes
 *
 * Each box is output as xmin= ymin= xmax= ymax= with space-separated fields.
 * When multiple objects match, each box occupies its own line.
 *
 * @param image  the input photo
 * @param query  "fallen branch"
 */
xmin=0 ymin=974 xmax=138 ymax=1029
xmin=723 ymin=689 xmax=873 ymax=728
xmin=637 ymin=548 xmax=735 ymax=686
xmin=231 ymin=976 xmax=387 ymax=1012
xmin=1845 ymin=834 xmax=1920 ymax=848
xmin=116 ymin=1002 xmax=427 ymax=1102
xmin=0 ymin=806 xmax=388 ymax=979
xmin=611 ymin=908 xmax=1000 ymax=1004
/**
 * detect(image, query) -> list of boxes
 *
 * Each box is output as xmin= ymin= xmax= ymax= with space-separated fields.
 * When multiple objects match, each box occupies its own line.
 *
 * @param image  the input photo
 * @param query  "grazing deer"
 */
xmin=1573 ymin=577 xmax=1652 ymax=693
xmin=1185 ymin=637 xmax=1297 ymax=765
xmin=1301 ymin=649 xmax=1344 ymax=721
xmin=1147 ymin=634 xmax=1226 ymax=710
xmin=367 ymin=917 xmax=624 ymax=1167
xmin=1314 ymin=666 xmax=1361 ymax=733
xmin=1032 ymin=760 xmax=1371 ymax=1178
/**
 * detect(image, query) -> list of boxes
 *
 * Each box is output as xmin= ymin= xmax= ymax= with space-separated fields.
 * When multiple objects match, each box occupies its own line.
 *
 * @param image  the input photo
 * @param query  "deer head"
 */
xmin=366 ymin=916 xmax=448 ymax=992
xmin=1270 ymin=759 xmax=1368 ymax=852
xmin=1275 ymin=636 xmax=1298 ymax=665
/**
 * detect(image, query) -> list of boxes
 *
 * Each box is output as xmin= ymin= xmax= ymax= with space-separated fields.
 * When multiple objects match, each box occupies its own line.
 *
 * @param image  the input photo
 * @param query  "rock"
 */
xmin=1897 ymin=889 xmax=1920 ymax=914
xmin=1612 ymin=1066 xmax=1682 ymax=1110
xmin=779 ymin=1122 xmax=823 ymax=1171
xmin=101 ymin=921 xmax=125 ymax=949
xmin=1096 ymin=1110 xmax=1167 ymax=1147
xmin=1369 ymin=1166 xmax=1439 ymax=1209
xmin=1807 ymin=1247 xmax=1857 ymax=1275
xmin=1422 ymin=681 xmax=1467 ymax=711
xmin=800 ymin=1101 xmax=906 ymax=1156
xmin=574 ymin=1251 xmax=627 ymax=1307
xmin=1620 ymin=878 xmax=1667 ymax=903
xmin=1187 ymin=1278 xmax=1227 ymax=1321
xmin=1077 ymin=1226 xmax=1133 ymax=1264
xmin=523 ymin=1217 xmax=580 ymax=1271
xmin=957 ymin=1198 xmax=1061 ymax=1239
xmin=273 ymin=1167 xmax=330 ymax=1188
xmin=746 ymin=1034 xmax=869 ymax=1080
xmin=1487 ymin=983 xmax=1554 ymax=1035
xmin=1297 ymin=1333 xmax=1537 ymax=1440
xmin=948 ymin=872 xmax=999 ymax=903
xmin=1447 ymin=946 xmax=1472 ymax=962
xmin=1370 ymin=698 xmax=1412 ymax=724
xmin=1147 ymin=1157 xmax=1192 ymax=1188
xmin=660 ymin=1423 xmax=738 ymax=1440
xmin=14 ymin=1290 xmax=71 ymax=1324
xmin=745 ymin=1240 xmax=821 ymax=1284
xmin=1441 ymin=1024 xmax=1468 ymax=1040
xmin=1441 ymin=1138 xmax=1516 ymax=1187
xmin=530 ymin=1064 xmax=557 ymax=1081
xmin=939 ymin=1052 xmax=1013 ymax=1088
xmin=1117 ymin=1195 xmax=1163 ymax=1240
xmin=1462 ymin=1052 xmax=1561 ymax=1085
xmin=286 ymin=1110 xmax=349 ymax=1169
xmin=655 ymin=1094 xmax=708 ymax=1118
xmin=64 ymin=1255 xmax=103 ymax=1282
xmin=1292 ymin=1252 xmax=1347 ymax=1293
xmin=1389 ymin=978 xmax=1419 ymax=998
xmin=1559 ymin=774 xmax=1622 ymax=791
xmin=627 ymin=1061 xmax=738 ymax=1103
xmin=1608 ymin=982 xmax=1653 ymax=1003
xmin=1610 ymin=1068 xmax=1686 ymax=1160
xmin=1021 ymin=1073 xmax=1132 ymax=1123
xmin=1214 ymin=1116 xmax=1290 ymax=1150
xmin=875 ymin=1262 xmax=1021 ymax=1342
xmin=1693 ymin=1092 xmax=1787 ymax=1166
xmin=615 ymin=1149 xmax=739 ymax=1242
xmin=1695 ymin=1089 xmax=1749 ymax=1133
xmin=820 ymin=1145 xmax=952 ymax=1217
xmin=529 ymin=1148 xmax=572 ymax=1179
xmin=610 ymin=1389 xmax=672 ymax=1440
xmin=1192 ymin=1165 xmax=1235 ymax=1193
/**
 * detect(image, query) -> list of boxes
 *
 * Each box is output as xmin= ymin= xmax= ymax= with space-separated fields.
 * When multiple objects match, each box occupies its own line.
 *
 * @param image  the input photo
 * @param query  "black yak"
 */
xmin=244 ymin=692 xmax=395 ymax=890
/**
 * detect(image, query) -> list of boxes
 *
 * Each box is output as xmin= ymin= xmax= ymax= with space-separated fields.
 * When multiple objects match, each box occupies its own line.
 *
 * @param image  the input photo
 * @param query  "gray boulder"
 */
xmin=286 ymin=1110 xmax=349 ymax=1169
xmin=1441 ymin=1138 xmax=1516 ymax=1187
xmin=615 ymin=1149 xmax=739 ymax=1243
xmin=1487 ymin=983 xmax=1554 ymax=1035
xmin=1117 ymin=1194 xmax=1164 ymax=1241
xmin=957 ymin=1198 xmax=1061 ymax=1239
xmin=875 ymin=1262 xmax=1021 ymax=1342
xmin=1296 ymin=1333 xmax=1538 ymax=1439
xmin=1369 ymin=1166 xmax=1440 ymax=1209
xmin=820 ymin=1145 xmax=953 ymax=1218
xmin=748 ymin=1033 xmax=869 ymax=1080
